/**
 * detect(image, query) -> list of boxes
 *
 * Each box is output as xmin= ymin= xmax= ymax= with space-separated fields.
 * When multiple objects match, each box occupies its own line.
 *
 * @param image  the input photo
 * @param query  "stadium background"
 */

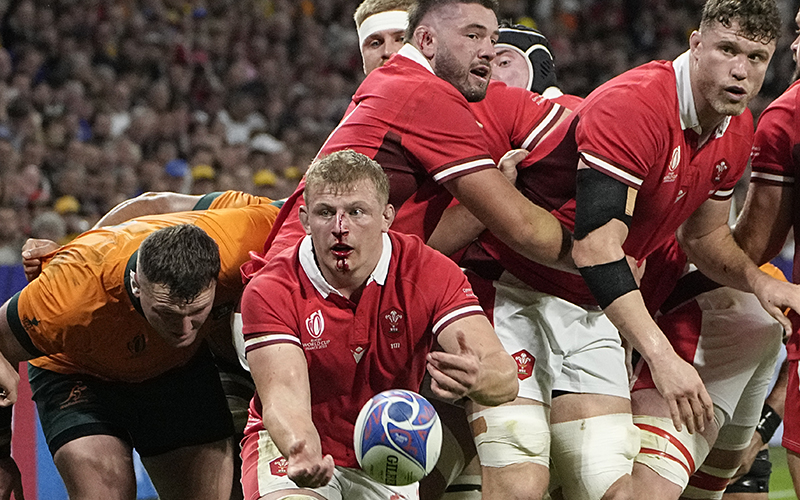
xmin=1 ymin=0 xmax=800 ymax=498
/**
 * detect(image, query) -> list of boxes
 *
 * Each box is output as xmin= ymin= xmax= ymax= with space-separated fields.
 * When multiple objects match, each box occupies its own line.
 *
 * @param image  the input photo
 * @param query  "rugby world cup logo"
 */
xmin=306 ymin=310 xmax=325 ymax=339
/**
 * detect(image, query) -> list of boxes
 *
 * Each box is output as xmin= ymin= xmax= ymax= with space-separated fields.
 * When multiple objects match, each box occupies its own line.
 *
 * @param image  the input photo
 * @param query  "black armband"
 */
xmin=579 ymin=257 xmax=639 ymax=309
xmin=574 ymin=168 xmax=634 ymax=240
xmin=755 ymin=403 xmax=781 ymax=444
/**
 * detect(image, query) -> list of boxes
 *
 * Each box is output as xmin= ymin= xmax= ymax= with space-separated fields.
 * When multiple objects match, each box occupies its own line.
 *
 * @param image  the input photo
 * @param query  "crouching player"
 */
xmin=238 ymin=150 xmax=518 ymax=500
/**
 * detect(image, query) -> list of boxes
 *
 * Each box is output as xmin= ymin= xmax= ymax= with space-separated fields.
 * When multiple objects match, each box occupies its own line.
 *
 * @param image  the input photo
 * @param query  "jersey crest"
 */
xmin=380 ymin=308 xmax=406 ymax=339
xmin=712 ymin=160 xmax=729 ymax=184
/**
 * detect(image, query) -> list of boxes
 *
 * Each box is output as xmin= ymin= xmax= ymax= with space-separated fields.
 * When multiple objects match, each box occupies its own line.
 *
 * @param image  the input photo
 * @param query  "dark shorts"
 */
xmin=724 ymin=448 xmax=771 ymax=494
xmin=28 ymin=346 xmax=235 ymax=457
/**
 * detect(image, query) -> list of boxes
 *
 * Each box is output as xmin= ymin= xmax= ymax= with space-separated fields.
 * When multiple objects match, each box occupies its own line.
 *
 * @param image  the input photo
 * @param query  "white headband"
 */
xmin=358 ymin=10 xmax=409 ymax=47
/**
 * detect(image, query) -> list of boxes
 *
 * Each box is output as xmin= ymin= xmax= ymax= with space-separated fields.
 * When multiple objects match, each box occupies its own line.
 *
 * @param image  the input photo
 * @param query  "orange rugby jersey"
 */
xmin=9 ymin=203 xmax=279 ymax=382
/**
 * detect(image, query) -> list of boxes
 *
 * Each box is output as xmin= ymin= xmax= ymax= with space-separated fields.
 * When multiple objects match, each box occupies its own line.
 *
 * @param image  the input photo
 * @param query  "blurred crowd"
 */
xmin=0 ymin=0 xmax=798 ymax=264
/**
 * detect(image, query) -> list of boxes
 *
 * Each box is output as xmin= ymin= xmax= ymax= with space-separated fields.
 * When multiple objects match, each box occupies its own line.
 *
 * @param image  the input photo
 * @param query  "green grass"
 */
xmin=770 ymin=446 xmax=798 ymax=499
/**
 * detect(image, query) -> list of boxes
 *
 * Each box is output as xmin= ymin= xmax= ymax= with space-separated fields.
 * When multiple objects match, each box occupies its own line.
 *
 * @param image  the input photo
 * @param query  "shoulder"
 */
xmin=582 ymin=61 xmax=675 ymax=115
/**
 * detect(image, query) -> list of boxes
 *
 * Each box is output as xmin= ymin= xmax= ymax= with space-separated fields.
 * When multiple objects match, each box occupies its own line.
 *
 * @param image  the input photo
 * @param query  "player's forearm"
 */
xmin=733 ymin=184 xmax=792 ymax=266
xmin=603 ymin=291 xmax=676 ymax=367
xmin=447 ymin=169 xmax=575 ymax=272
xmin=93 ymin=192 xmax=200 ymax=228
xmin=427 ymin=204 xmax=485 ymax=257
xmin=468 ymin=350 xmax=518 ymax=406
xmin=678 ymin=224 xmax=763 ymax=294
xmin=261 ymin=401 xmax=323 ymax=460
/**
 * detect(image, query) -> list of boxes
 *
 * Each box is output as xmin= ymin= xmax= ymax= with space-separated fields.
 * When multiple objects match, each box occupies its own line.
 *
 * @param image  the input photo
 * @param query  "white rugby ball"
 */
xmin=353 ymin=389 xmax=442 ymax=486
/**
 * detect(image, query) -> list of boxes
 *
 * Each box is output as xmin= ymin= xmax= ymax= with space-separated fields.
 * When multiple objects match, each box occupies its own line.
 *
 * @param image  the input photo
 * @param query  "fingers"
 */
xmin=700 ymin=388 xmax=714 ymax=422
xmin=678 ymin=398 xmax=695 ymax=434
xmin=426 ymin=363 xmax=464 ymax=401
xmin=667 ymin=398 xmax=682 ymax=432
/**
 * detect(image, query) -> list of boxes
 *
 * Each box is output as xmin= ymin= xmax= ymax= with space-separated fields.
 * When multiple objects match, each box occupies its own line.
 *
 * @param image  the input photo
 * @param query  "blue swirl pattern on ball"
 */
xmin=359 ymin=389 xmax=437 ymax=470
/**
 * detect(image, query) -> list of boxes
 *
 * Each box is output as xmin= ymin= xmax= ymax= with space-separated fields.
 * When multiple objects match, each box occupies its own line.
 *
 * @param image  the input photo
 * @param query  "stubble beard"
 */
xmin=435 ymin=44 xmax=488 ymax=102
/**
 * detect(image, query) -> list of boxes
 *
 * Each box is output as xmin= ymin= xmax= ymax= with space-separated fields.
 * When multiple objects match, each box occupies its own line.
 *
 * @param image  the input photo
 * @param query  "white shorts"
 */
xmin=241 ymin=428 xmax=419 ymax=500
xmin=485 ymin=272 xmax=629 ymax=405
xmin=634 ymin=285 xmax=782 ymax=428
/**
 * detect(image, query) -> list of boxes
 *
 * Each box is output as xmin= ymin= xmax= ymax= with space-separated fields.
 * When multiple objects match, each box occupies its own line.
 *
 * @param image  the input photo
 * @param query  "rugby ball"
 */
xmin=354 ymin=389 xmax=442 ymax=486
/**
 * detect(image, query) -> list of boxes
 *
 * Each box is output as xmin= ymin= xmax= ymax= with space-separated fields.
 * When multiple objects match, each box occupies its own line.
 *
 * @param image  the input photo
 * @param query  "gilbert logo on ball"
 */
xmin=354 ymin=389 xmax=442 ymax=486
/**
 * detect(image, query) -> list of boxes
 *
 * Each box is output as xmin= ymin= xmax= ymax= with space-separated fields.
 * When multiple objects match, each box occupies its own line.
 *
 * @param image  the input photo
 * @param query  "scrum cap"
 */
xmin=496 ymin=25 xmax=557 ymax=94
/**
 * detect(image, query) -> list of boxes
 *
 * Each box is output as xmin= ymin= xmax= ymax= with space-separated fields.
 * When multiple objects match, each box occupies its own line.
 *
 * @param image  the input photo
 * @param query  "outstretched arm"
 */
xmin=92 ymin=192 xmax=204 ymax=228
xmin=679 ymin=196 xmax=800 ymax=334
xmin=733 ymin=182 xmax=792 ymax=266
xmin=429 ymin=314 xmax=518 ymax=407
xmin=247 ymin=342 xmax=334 ymax=488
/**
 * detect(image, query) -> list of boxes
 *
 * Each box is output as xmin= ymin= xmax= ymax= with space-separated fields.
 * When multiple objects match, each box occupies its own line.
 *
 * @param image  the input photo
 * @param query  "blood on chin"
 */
xmin=335 ymin=258 xmax=350 ymax=272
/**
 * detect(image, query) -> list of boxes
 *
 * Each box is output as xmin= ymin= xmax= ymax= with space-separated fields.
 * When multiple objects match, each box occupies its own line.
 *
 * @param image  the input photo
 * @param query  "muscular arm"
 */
xmin=428 ymin=149 xmax=527 ymax=256
xmin=572 ymin=217 xmax=713 ymax=432
xmin=444 ymin=167 xmax=573 ymax=271
xmin=247 ymin=342 xmax=334 ymax=488
xmin=733 ymin=183 xmax=792 ymax=265
xmin=92 ymin=192 xmax=203 ymax=228
xmin=571 ymin=161 xmax=713 ymax=432
xmin=679 ymin=196 xmax=800 ymax=332
xmin=428 ymin=314 xmax=518 ymax=406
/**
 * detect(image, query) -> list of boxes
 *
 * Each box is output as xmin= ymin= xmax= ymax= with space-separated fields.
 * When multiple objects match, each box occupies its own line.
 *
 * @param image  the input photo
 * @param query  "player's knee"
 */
xmin=469 ymin=404 xmax=550 ymax=468
xmin=633 ymin=415 xmax=711 ymax=491
xmin=551 ymin=413 xmax=639 ymax=500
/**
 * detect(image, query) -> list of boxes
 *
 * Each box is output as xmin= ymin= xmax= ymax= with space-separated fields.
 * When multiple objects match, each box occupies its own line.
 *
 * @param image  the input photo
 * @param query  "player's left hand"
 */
xmin=286 ymin=440 xmax=335 ymax=489
xmin=426 ymin=331 xmax=480 ymax=402
xmin=753 ymin=274 xmax=800 ymax=333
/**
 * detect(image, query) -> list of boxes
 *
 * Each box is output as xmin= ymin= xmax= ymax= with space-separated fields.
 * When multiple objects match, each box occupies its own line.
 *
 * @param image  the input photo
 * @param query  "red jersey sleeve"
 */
xmin=240 ymin=269 xmax=302 ymax=353
xmin=502 ymin=85 xmax=565 ymax=150
xmin=575 ymin=86 xmax=667 ymax=189
xmin=408 ymin=241 xmax=484 ymax=336
xmin=751 ymin=82 xmax=800 ymax=186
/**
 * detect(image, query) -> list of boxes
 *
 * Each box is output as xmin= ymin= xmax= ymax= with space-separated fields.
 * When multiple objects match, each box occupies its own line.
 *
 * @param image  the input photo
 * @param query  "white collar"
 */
xmin=398 ymin=43 xmax=435 ymax=74
xmin=673 ymin=50 xmax=731 ymax=138
xmin=299 ymin=233 xmax=393 ymax=299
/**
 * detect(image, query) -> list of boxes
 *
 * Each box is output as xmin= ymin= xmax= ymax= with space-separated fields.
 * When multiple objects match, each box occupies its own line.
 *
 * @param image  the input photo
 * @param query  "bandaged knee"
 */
xmin=633 ymin=415 xmax=711 ymax=490
xmin=551 ymin=413 xmax=639 ymax=500
xmin=469 ymin=405 xmax=550 ymax=468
